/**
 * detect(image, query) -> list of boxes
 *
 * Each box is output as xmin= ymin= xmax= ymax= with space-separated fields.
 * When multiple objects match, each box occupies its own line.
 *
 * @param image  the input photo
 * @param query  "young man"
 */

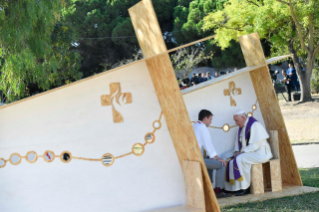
xmin=193 ymin=109 xmax=232 ymax=198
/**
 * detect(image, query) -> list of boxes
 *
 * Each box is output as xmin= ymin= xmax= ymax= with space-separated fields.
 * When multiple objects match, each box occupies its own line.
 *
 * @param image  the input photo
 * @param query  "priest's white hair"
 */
xmin=233 ymin=110 xmax=247 ymax=117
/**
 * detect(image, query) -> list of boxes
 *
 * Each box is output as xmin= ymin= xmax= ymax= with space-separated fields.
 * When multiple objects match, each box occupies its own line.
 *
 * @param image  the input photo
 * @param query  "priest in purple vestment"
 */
xmin=224 ymin=110 xmax=273 ymax=196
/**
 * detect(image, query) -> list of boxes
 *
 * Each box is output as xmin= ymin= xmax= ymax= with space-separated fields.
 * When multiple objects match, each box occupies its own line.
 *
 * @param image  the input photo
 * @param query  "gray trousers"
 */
xmin=204 ymin=158 xmax=225 ymax=188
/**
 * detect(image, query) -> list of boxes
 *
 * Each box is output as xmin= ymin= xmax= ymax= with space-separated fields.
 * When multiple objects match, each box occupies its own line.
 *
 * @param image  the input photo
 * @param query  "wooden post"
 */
xmin=182 ymin=160 xmax=206 ymax=210
xmin=129 ymin=1 xmax=219 ymax=211
xmin=238 ymin=33 xmax=302 ymax=186
xmin=250 ymin=164 xmax=264 ymax=194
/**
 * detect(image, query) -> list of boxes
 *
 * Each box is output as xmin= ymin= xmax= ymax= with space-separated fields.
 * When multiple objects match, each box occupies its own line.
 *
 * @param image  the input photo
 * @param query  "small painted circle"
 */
xmin=132 ymin=143 xmax=145 ymax=156
xmin=43 ymin=150 xmax=55 ymax=163
xmin=0 ymin=158 xmax=6 ymax=168
xmin=145 ymin=133 xmax=155 ymax=144
xmin=252 ymin=105 xmax=257 ymax=110
xmin=223 ymin=124 xmax=230 ymax=132
xmin=101 ymin=153 xmax=114 ymax=167
xmin=26 ymin=151 xmax=38 ymax=163
xmin=153 ymin=121 xmax=162 ymax=130
xmin=247 ymin=112 xmax=253 ymax=117
xmin=9 ymin=153 xmax=22 ymax=165
xmin=60 ymin=151 xmax=72 ymax=163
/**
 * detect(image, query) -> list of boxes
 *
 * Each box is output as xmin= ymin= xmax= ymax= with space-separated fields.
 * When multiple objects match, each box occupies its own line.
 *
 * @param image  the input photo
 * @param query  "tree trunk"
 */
xmin=300 ymin=54 xmax=316 ymax=102
xmin=288 ymin=40 xmax=314 ymax=102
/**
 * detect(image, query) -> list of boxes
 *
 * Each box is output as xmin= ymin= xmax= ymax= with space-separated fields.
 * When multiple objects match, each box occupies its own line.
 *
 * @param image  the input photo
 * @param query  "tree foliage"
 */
xmin=173 ymin=0 xmax=245 ymax=69
xmin=171 ymin=46 xmax=213 ymax=77
xmin=202 ymin=0 xmax=319 ymax=102
xmin=63 ymin=0 xmax=178 ymax=77
xmin=0 ymin=0 xmax=82 ymax=103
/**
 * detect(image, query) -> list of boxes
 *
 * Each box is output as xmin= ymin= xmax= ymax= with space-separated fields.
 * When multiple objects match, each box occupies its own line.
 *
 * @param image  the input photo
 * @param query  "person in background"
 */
xmin=206 ymin=72 xmax=212 ymax=80
xmin=182 ymin=74 xmax=190 ymax=88
xmin=226 ymin=71 xmax=230 ymax=74
xmin=282 ymin=70 xmax=292 ymax=101
xmin=190 ymin=73 xmax=199 ymax=86
xmin=287 ymin=63 xmax=299 ymax=91
xmin=202 ymin=73 xmax=207 ymax=82
xmin=234 ymin=67 xmax=238 ymax=72
xmin=199 ymin=72 xmax=204 ymax=83
xmin=215 ymin=72 xmax=219 ymax=78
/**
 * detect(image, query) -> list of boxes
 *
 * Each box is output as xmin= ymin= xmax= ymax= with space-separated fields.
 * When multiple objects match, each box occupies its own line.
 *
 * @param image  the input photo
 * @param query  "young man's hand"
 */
xmin=217 ymin=158 xmax=226 ymax=166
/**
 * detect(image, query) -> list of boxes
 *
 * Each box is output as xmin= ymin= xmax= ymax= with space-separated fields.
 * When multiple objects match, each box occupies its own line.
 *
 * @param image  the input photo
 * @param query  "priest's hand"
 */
xmin=234 ymin=151 xmax=240 ymax=158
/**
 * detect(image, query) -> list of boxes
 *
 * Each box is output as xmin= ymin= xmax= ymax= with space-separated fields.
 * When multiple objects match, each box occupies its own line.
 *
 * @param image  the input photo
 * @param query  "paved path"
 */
xmin=292 ymin=144 xmax=319 ymax=168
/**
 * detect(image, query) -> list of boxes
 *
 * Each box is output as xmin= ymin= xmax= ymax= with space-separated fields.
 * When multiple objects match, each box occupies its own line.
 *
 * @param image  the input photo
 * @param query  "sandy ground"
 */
xmin=278 ymin=93 xmax=319 ymax=143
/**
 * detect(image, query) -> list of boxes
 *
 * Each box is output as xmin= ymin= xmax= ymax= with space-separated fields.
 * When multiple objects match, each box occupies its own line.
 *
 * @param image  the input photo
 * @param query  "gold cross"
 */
xmin=224 ymin=81 xmax=242 ymax=107
xmin=101 ymin=83 xmax=132 ymax=123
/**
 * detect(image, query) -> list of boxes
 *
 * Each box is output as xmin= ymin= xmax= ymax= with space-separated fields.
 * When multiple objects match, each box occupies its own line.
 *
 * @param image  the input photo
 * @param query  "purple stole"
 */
xmin=226 ymin=117 xmax=257 ymax=184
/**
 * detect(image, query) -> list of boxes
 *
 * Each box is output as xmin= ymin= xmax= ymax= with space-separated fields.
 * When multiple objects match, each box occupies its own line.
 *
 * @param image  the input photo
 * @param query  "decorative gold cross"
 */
xmin=101 ymin=83 xmax=132 ymax=123
xmin=224 ymin=81 xmax=242 ymax=106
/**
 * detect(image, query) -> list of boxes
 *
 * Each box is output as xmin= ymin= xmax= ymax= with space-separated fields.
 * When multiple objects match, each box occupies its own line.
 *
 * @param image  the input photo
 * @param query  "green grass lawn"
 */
xmin=221 ymin=168 xmax=319 ymax=212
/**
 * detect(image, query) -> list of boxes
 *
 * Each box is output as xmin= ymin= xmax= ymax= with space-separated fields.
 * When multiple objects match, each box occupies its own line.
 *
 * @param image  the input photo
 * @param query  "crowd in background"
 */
xmin=179 ymin=67 xmax=238 ymax=89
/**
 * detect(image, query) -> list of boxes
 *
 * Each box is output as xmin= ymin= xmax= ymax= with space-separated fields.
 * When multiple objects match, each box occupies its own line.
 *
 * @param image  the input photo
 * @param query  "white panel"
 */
xmin=0 ymin=61 xmax=186 ymax=212
xmin=183 ymin=73 xmax=266 ymax=156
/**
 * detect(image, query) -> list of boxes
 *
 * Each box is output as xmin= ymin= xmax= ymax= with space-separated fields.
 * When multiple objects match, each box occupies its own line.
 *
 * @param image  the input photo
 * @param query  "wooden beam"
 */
xmin=266 ymin=55 xmax=293 ymax=65
xmin=250 ymin=164 xmax=264 ymax=194
xmin=239 ymin=33 xmax=302 ymax=186
xmin=270 ymin=159 xmax=282 ymax=192
xmin=129 ymin=1 xmax=220 ymax=211
xmin=182 ymin=160 xmax=205 ymax=210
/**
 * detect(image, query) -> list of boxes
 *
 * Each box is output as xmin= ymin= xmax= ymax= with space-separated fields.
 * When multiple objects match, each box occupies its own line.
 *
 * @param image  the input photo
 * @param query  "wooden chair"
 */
xmin=250 ymin=130 xmax=282 ymax=194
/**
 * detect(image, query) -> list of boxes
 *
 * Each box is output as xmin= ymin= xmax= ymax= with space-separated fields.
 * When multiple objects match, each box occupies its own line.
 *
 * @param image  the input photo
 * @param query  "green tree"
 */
xmin=173 ymin=0 xmax=245 ymax=69
xmin=0 ymin=0 xmax=82 ymax=103
xmin=171 ymin=46 xmax=213 ymax=78
xmin=64 ymin=0 xmax=178 ymax=77
xmin=203 ymin=0 xmax=319 ymax=102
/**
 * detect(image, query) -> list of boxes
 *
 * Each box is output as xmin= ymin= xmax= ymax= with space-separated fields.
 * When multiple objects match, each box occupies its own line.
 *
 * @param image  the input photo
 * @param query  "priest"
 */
xmin=224 ymin=110 xmax=273 ymax=196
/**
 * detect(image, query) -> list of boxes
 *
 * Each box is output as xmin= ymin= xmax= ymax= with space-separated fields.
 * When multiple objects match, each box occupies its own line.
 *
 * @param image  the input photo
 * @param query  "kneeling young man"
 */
xmin=193 ymin=109 xmax=232 ymax=198
xmin=224 ymin=110 xmax=273 ymax=196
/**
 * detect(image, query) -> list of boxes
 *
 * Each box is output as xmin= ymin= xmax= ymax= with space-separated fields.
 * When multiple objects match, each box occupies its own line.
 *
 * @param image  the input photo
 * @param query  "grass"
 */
xmin=221 ymin=168 xmax=319 ymax=212
xmin=278 ymin=93 xmax=319 ymax=143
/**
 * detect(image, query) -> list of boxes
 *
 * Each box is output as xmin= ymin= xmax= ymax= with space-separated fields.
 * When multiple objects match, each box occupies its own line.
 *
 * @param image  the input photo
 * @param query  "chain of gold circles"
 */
xmin=0 ymin=112 xmax=164 ymax=168
xmin=192 ymin=99 xmax=258 ymax=132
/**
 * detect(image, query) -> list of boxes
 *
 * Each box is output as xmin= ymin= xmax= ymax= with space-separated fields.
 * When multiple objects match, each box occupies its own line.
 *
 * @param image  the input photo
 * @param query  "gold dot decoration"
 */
xmin=132 ymin=143 xmax=145 ymax=156
xmin=252 ymin=105 xmax=257 ymax=111
xmin=0 ymin=112 xmax=164 ymax=168
xmin=43 ymin=150 xmax=55 ymax=163
xmin=26 ymin=151 xmax=38 ymax=163
xmin=247 ymin=112 xmax=253 ymax=117
xmin=101 ymin=153 xmax=114 ymax=167
xmin=60 ymin=151 xmax=72 ymax=163
xmin=9 ymin=153 xmax=22 ymax=165
xmin=0 ymin=158 xmax=6 ymax=168
xmin=222 ymin=124 xmax=230 ymax=132
xmin=145 ymin=133 xmax=155 ymax=144
xmin=153 ymin=120 xmax=162 ymax=130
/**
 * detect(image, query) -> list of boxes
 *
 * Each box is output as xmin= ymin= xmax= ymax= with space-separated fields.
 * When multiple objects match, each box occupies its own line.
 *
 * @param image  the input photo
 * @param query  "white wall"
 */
xmin=0 ymin=61 xmax=186 ymax=212
xmin=183 ymin=73 xmax=266 ymax=157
